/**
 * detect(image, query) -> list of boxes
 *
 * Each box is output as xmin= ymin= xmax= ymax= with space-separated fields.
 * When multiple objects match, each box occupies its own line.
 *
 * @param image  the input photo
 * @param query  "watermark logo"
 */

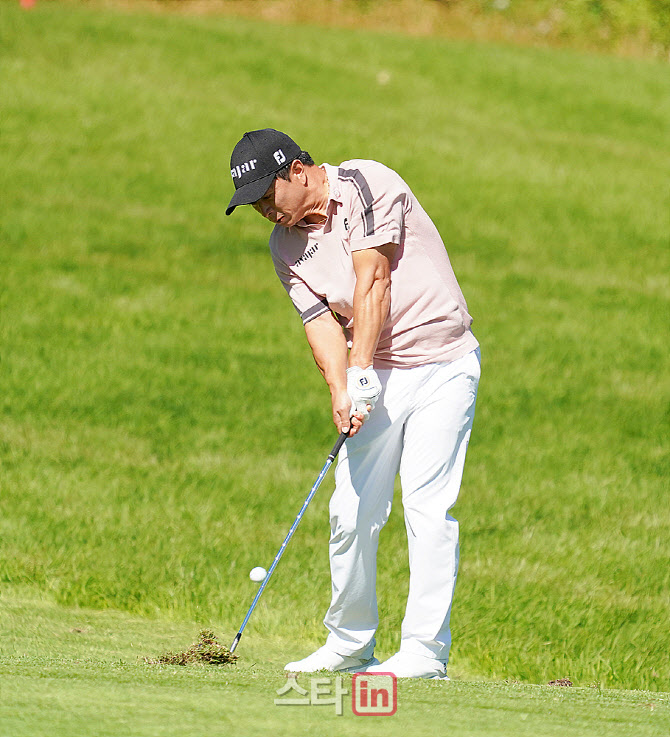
xmin=275 ymin=674 xmax=348 ymax=715
xmin=352 ymin=673 xmax=397 ymax=716
xmin=275 ymin=673 xmax=397 ymax=716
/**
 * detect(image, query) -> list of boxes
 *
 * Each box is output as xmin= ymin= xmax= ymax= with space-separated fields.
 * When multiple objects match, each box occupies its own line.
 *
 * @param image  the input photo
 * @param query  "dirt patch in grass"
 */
xmin=144 ymin=629 xmax=238 ymax=666
xmin=548 ymin=678 xmax=573 ymax=687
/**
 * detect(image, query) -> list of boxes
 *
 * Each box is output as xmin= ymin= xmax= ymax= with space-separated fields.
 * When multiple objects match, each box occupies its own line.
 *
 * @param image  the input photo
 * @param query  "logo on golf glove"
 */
xmin=346 ymin=366 xmax=382 ymax=420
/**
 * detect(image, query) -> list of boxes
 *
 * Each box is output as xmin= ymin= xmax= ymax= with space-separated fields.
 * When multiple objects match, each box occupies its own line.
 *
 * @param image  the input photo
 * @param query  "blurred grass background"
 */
xmin=105 ymin=0 xmax=670 ymax=60
xmin=1 ymin=0 xmax=669 ymax=692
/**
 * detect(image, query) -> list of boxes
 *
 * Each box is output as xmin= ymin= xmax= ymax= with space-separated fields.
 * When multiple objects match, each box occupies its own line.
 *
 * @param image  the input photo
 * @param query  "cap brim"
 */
xmin=225 ymin=172 xmax=276 ymax=216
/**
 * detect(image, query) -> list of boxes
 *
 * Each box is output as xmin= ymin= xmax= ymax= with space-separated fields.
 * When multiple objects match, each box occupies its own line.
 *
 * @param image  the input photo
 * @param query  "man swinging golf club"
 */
xmin=226 ymin=129 xmax=481 ymax=680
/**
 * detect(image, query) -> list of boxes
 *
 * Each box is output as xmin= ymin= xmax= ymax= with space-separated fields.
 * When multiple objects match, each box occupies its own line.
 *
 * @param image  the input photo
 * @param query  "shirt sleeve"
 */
xmin=340 ymin=163 xmax=407 ymax=252
xmin=271 ymin=248 xmax=330 ymax=325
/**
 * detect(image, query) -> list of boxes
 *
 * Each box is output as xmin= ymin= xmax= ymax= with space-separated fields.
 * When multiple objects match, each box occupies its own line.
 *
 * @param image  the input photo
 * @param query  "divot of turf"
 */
xmin=144 ymin=629 xmax=238 ymax=667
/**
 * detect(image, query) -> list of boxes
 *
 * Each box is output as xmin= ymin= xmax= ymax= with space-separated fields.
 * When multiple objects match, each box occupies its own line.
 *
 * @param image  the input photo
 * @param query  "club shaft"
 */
xmin=229 ymin=430 xmax=348 ymax=653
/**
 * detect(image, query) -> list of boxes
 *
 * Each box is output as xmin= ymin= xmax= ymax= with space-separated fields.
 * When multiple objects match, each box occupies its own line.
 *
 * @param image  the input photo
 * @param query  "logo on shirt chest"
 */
xmin=293 ymin=243 xmax=320 ymax=267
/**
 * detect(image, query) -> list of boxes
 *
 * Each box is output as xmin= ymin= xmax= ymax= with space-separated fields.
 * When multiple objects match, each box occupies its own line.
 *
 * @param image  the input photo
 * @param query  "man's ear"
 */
xmin=290 ymin=158 xmax=308 ymax=184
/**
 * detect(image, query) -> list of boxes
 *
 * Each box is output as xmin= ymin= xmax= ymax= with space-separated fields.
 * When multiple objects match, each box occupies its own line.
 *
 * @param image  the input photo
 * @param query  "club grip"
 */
xmin=328 ymin=429 xmax=349 ymax=461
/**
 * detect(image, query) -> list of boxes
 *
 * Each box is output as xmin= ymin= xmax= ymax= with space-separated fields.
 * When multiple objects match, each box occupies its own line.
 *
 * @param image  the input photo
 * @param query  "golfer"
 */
xmin=226 ymin=129 xmax=480 ymax=679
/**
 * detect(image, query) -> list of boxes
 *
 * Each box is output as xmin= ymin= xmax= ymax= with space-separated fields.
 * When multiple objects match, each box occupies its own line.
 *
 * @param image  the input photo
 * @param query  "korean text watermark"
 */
xmin=275 ymin=672 xmax=397 ymax=716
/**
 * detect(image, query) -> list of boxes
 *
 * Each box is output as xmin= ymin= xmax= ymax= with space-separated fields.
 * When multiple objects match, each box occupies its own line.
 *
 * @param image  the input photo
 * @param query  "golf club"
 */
xmin=229 ymin=429 xmax=349 ymax=653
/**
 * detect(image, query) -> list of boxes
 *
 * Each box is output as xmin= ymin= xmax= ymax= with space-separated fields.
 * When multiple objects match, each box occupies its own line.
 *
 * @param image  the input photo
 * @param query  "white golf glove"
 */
xmin=346 ymin=366 xmax=382 ymax=421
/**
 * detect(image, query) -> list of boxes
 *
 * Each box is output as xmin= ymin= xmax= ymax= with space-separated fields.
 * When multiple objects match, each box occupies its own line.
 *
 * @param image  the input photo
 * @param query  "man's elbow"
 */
xmin=374 ymin=269 xmax=391 ymax=301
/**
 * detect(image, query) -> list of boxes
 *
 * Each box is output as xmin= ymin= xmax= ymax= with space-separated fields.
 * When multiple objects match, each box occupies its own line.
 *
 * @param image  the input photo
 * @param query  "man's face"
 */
xmin=252 ymin=168 xmax=306 ymax=227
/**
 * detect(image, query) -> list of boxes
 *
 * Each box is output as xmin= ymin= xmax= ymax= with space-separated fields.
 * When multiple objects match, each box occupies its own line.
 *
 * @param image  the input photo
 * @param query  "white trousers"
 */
xmin=324 ymin=348 xmax=480 ymax=661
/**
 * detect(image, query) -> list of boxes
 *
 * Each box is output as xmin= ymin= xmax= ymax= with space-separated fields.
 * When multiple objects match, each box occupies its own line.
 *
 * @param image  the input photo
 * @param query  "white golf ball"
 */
xmin=249 ymin=566 xmax=267 ymax=582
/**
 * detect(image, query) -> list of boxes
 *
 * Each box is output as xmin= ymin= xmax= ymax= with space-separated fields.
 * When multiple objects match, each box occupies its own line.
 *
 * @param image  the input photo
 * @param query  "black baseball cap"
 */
xmin=226 ymin=129 xmax=302 ymax=216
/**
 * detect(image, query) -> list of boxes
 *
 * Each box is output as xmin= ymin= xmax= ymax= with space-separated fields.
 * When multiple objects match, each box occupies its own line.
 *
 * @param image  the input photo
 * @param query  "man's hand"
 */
xmin=304 ymin=312 xmax=370 ymax=437
xmin=331 ymin=386 xmax=365 ymax=437
xmin=346 ymin=366 xmax=382 ymax=421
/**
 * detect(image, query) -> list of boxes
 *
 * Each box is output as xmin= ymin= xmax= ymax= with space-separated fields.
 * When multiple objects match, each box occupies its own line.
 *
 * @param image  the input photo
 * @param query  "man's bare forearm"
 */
xmin=304 ymin=311 xmax=365 ymax=435
xmin=349 ymin=244 xmax=394 ymax=368
xmin=304 ymin=311 xmax=348 ymax=392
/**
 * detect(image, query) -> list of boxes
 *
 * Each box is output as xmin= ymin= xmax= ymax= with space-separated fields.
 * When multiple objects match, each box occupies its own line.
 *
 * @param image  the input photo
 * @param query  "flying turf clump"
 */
xmin=144 ymin=629 xmax=238 ymax=666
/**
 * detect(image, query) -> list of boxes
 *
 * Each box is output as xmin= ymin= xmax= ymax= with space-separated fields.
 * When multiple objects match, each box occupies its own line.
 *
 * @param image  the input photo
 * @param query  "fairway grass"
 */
xmin=1 ymin=0 xmax=669 ymax=717
xmin=1 ymin=592 xmax=669 ymax=737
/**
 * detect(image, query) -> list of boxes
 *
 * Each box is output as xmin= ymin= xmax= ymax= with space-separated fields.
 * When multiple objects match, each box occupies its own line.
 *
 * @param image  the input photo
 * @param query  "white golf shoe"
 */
xmin=364 ymin=652 xmax=449 ymax=680
xmin=284 ymin=645 xmax=379 ymax=673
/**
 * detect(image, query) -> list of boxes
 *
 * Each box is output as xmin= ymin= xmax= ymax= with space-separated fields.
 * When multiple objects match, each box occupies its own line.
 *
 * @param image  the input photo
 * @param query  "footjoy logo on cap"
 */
xmin=231 ymin=159 xmax=258 ymax=179
xmin=273 ymin=149 xmax=287 ymax=165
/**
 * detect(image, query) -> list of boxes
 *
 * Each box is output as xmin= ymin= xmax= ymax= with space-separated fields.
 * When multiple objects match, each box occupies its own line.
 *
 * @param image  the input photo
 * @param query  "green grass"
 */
xmin=1 ymin=592 xmax=669 ymax=737
xmin=0 ymin=2 xmax=669 ymax=727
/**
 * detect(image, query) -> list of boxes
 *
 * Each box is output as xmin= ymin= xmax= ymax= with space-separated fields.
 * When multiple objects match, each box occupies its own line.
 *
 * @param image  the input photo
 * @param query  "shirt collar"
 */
xmin=294 ymin=163 xmax=341 ymax=230
xmin=322 ymin=163 xmax=343 ymax=204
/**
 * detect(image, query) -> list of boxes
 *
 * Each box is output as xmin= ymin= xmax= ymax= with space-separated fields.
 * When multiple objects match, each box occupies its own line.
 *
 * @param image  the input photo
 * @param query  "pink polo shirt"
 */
xmin=270 ymin=160 xmax=478 ymax=369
